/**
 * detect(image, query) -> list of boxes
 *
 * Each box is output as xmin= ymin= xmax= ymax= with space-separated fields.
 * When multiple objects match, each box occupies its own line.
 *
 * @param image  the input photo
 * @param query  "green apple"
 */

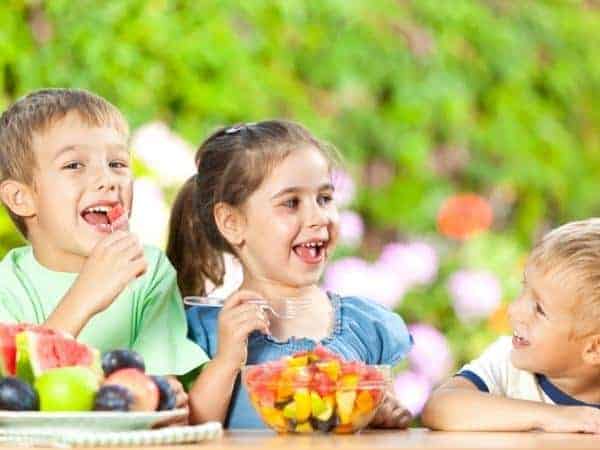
xmin=34 ymin=366 xmax=99 ymax=412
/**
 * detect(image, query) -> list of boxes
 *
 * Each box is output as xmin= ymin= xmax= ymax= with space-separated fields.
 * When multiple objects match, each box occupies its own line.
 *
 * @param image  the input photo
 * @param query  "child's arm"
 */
xmin=188 ymin=290 xmax=269 ymax=424
xmin=422 ymin=376 xmax=600 ymax=433
xmin=45 ymin=231 xmax=146 ymax=337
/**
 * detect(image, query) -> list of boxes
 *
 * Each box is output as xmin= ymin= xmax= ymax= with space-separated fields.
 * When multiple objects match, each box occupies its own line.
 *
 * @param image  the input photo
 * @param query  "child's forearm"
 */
xmin=422 ymin=387 xmax=562 ymax=431
xmin=188 ymin=357 xmax=240 ymax=424
xmin=45 ymin=284 xmax=98 ymax=337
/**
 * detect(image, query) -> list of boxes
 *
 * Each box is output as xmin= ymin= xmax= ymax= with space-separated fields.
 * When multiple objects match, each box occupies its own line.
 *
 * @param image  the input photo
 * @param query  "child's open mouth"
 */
xmin=292 ymin=240 xmax=327 ymax=265
xmin=512 ymin=332 xmax=530 ymax=349
xmin=81 ymin=204 xmax=127 ymax=233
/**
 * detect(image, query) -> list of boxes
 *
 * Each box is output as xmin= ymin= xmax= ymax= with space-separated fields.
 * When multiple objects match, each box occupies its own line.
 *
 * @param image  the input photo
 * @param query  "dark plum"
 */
xmin=151 ymin=376 xmax=176 ymax=411
xmin=101 ymin=349 xmax=145 ymax=376
xmin=93 ymin=385 xmax=134 ymax=411
xmin=0 ymin=377 xmax=39 ymax=411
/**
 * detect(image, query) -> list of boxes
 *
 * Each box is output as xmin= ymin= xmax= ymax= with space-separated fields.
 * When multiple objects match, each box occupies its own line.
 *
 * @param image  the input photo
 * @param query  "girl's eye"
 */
xmin=318 ymin=193 xmax=333 ymax=206
xmin=282 ymin=198 xmax=299 ymax=209
xmin=109 ymin=160 xmax=129 ymax=169
xmin=62 ymin=162 xmax=83 ymax=170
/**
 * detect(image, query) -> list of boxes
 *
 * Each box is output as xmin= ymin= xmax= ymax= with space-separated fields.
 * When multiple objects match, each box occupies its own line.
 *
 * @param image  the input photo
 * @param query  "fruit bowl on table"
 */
xmin=242 ymin=346 xmax=390 ymax=434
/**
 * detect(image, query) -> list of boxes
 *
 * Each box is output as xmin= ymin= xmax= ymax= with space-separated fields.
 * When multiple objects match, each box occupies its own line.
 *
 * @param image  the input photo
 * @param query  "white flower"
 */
xmin=131 ymin=122 xmax=196 ymax=185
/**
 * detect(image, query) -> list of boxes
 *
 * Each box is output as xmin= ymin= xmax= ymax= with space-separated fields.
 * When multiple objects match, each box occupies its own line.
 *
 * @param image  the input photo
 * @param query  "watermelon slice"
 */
xmin=16 ymin=331 xmax=101 ymax=384
xmin=107 ymin=204 xmax=124 ymax=224
xmin=0 ymin=324 xmax=64 ymax=377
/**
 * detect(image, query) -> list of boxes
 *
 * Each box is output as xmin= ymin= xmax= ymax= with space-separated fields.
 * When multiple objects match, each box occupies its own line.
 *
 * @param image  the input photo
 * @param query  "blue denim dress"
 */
xmin=186 ymin=293 xmax=413 ymax=429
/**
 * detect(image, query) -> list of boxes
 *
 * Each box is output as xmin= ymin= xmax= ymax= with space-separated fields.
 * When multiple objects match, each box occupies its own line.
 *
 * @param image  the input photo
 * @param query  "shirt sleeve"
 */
xmin=343 ymin=297 xmax=413 ymax=366
xmin=0 ymin=290 xmax=19 ymax=323
xmin=131 ymin=249 xmax=209 ymax=376
xmin=456 ymin=336 xmax=512 ymax=395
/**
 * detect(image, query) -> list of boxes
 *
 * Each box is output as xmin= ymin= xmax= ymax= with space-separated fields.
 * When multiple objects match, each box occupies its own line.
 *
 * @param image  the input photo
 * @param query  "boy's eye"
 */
xmin=62 ymin=162 xmax=83 ymax=170
xmin=109 ymin=160 xmax=129 ymax=169
xmin=318 ymin=193 xmax=333 ymax=206
xmin=535 ymin=302 xmax=546 ymax=316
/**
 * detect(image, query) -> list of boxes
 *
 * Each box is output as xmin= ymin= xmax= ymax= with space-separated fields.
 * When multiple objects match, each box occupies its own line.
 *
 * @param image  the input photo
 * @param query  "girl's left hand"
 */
xmin=370 ymin=389 xmax=412 ymax=429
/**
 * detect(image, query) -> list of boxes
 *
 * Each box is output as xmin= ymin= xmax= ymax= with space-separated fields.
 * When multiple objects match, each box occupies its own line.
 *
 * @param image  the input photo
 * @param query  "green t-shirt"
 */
xmin=0 ymin=245 xmax=209 ymax=376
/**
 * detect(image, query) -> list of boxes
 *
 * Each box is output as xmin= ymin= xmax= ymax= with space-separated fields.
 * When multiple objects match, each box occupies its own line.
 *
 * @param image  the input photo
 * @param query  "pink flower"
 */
xmin=448 ymin=269 xmax=502 ymax=322
xmin=338 ymin=210 xmax=364 ymax=248
xmin=323 ymin=257 xmax=407 ymax=308
xmin=377 ymin=241 xmax=439 ymax=288
xmin=393 ymin=370 xmax=432 ymax=416
xmin=332 ymin=169 xmax=356 ymax=208
xmin=131 ymin=122 xmax=196 ymax=185
xmin=407 ymin=323 xmax=454 ymax=384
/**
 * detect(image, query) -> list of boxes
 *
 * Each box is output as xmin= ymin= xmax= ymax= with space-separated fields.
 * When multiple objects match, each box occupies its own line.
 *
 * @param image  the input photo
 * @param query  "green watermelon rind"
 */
xmin=15 ymin=331 xmax=102 ymax=384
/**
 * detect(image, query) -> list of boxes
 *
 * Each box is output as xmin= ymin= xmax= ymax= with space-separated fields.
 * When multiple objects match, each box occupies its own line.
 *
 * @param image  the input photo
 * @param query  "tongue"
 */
xmin=83 ymin=212 xmax=109 ymax=226
xmin=294 ymin=245 xmax=320 ymax=263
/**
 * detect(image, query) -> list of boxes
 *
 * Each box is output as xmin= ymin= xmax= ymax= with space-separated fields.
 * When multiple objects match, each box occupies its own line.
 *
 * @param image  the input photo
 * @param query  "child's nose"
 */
xmin=508 ymin=295 xmax=531 ymax=323
xmin=93 ymin=166 xmax=118 ymax=192
xmin=307 ymin=202 xmax=328 ymax=227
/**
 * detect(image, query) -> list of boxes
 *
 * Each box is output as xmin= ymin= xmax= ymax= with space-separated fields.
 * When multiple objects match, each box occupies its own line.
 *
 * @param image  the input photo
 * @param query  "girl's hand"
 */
xmin=214 ymin=290 xmax=270 ymax=371
xmin=370 ymin=389 xmax=412 ymax=429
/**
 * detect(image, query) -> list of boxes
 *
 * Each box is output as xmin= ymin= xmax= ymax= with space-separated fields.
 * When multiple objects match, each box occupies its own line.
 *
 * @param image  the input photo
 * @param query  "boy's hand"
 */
xmin=369 ymin=389 xmax=412 ymax=429
xmin=542 ymin=405 xmax=600 ymax=434
xmin=213 ymin=290 xmax=270 ymax=372
xmin=75 ymin=231 xmax=147 ymax=316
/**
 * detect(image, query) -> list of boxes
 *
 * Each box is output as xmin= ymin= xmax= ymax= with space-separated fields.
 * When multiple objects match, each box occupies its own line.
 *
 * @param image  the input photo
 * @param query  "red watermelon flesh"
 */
xmin=0 ymin=324 xmax=62 ymax=376
xmin=15 ymin=330 xmax=100 ymax=383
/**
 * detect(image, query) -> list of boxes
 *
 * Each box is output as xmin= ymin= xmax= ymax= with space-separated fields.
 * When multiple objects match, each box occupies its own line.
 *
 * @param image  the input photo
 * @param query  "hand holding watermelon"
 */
xmin=71 ymin=230 xmax=147 ymax=318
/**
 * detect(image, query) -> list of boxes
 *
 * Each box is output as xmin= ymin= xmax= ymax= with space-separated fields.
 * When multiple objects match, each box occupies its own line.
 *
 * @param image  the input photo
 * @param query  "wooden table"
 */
xmin=3 ymin=429 xmax=594 ymax=450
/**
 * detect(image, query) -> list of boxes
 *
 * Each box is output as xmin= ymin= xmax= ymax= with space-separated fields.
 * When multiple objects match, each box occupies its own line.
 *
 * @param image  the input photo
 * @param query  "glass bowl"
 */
xmin=242 ymin=352 xmax=390 ymax=434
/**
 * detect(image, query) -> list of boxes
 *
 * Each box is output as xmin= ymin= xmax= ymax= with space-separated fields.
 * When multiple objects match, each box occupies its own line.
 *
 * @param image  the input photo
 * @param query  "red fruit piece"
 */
xmin=311 ymin=371 xmax=336 ymax=397
xmin=311 ymin=345 xmax=340 ymax=362
xmin=104 ymin=368 xmax=159 ymax=411
xmin=107 ymin=205 xmax=125 ymax=224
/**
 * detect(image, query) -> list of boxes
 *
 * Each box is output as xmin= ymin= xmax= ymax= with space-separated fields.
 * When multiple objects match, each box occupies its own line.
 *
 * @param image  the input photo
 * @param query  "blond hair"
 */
xmin=529 ymin=218 xmax=600 ymax=335
xmin=0 ymin=88 xmax=129 ymax=236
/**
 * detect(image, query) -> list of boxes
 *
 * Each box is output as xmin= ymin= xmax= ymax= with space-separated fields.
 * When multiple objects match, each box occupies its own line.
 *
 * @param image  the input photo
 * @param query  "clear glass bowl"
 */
xmin=242 ymin=360 xmax=390 ymax=434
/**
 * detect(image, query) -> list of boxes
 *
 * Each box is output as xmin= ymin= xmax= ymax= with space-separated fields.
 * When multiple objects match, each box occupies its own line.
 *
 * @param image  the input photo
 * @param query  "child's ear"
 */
xmin=582 ymin=334 xmax=600 ymax=366
xmin=213 ymin=202 xmax=246 ymax=248
xmin=0 ymin=179 xmax=36 ymax=218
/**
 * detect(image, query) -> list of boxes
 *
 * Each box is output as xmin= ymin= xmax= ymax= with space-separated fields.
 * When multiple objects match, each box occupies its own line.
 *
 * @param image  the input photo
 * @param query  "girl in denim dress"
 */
xmin=167 ymin=120 xmax=413 ymax=429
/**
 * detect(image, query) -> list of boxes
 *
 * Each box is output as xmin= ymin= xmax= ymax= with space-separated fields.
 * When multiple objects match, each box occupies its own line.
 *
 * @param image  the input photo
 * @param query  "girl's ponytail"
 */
xmin=166 ymin=176 xmax=224 ymax=297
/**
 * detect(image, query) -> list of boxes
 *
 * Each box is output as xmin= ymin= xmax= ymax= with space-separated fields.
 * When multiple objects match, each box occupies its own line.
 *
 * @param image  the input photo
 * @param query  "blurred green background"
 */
xmin=1 ymin=0 xmax=599 ymax=414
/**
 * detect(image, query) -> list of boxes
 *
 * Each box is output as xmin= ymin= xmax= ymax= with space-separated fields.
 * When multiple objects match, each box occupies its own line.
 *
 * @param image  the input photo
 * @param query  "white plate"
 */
xmin=0 ymin=408 xmax=187 ymax=431
xmin=0 ymin=422 xmax=223 ymax=447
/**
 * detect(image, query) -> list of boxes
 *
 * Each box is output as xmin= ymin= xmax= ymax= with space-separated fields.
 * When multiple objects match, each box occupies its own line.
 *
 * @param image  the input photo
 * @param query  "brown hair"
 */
xmin=167 ymin=120 xmax=338 ymax=297
xmin=528 ymin=218 xmax=600 ymax=336
xmin=0 ymin=88 xmax=128 ymax=236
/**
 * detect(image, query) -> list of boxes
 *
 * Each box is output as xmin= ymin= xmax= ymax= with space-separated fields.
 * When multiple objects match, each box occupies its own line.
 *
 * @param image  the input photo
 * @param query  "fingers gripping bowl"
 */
xmin=242 ymin=346 xmax=390 ymax=434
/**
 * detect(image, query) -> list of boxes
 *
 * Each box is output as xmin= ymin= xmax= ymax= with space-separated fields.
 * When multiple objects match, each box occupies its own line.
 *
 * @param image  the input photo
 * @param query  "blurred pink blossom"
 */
xmin=408 ymin=323 xmax=454 ymax=384
xmin=131 ymin=122 xmax=196 ymax=185
xmin=448 ymin=269 xmax=502 ymax=322
xmin=323 ymin=257 xmax=407 ymax=308
xmin=338 ymin=210 xmax=364 ymax=248
xmin=331 ymin=169 xmax=356 ymax=208
xmin=393 ymin=370 xmax=432 ymax=417
xmin=377 ymin=241 xmax=439 ymax=287
xmin=129 ymin=178 xmax=169 ymax=246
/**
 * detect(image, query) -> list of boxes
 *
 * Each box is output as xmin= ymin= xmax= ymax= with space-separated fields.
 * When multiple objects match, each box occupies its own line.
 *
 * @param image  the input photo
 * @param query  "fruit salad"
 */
xmin=242 ymin=346 xmax=389 ymax=434
xmin=0 ymin=323 xmax=176 ymax=413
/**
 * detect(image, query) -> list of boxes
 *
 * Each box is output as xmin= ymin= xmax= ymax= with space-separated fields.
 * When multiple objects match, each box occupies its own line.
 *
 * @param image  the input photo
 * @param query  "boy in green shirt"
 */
xmin=0 ymin=88 xmax=208 ymax=406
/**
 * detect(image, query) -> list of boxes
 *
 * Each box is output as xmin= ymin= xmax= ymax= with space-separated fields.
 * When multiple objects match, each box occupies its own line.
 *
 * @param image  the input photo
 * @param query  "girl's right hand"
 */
xmin=214 ymin=290 xmax=270 ymax=371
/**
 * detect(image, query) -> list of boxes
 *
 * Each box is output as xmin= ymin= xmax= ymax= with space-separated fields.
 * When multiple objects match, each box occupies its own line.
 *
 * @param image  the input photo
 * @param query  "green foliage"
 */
xmin=0 ymin=0 xmax=598 ymax=369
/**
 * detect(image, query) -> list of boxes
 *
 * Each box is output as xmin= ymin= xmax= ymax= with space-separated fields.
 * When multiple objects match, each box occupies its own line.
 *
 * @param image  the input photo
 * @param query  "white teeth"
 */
xmin=301 ymin=241 xmax=324 ymax=248
xmin=85 ymin=206 xmax=110 ymax=214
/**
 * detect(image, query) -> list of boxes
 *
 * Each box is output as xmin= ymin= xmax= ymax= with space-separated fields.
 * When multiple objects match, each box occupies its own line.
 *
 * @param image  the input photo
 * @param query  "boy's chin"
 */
xmin=510 ymin=349 xmax=539 ymax=372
